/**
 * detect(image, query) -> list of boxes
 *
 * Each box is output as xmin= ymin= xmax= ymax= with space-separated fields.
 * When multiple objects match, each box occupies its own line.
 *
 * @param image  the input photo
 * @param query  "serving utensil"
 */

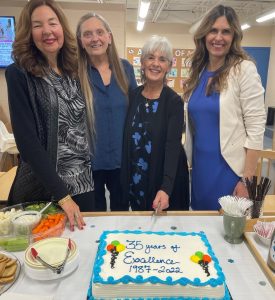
xmin=245 ymin=176 xmax=271 ymax=218
xmin=39 ymin=202 xmax=53 ymax=214
xmin=31 ymin=247 xmax=59 ymax=273
xmin=218 ymin=196 xmax=253 ymax=217
xmin=31 ymin=238 xmax=72 ymax=274
xmin=55 ymin=239 xmax=72 ymax=274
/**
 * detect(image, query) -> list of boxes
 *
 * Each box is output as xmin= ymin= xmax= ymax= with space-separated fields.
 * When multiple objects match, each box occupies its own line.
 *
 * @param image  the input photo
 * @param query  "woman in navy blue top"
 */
xmin=76 ymin=13 xmax=137 ymax=211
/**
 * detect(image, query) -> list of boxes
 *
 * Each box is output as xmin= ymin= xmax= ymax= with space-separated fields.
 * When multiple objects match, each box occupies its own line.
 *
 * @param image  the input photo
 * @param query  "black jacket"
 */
xmin=5 ymin=64 xmax=68 ymax=204
xmin=120 ymin=85 xmax=189 ymax=210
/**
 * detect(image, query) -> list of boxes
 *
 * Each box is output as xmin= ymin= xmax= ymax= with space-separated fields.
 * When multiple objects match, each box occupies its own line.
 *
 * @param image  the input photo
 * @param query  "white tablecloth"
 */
xmin=5 ymin=215 xmax=275 ymax=300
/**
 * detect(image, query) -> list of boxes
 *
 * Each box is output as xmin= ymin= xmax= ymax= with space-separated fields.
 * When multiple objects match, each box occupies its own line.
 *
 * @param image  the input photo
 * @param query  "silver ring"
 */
xmin=75 ymin=213 xmax=80 ymax=219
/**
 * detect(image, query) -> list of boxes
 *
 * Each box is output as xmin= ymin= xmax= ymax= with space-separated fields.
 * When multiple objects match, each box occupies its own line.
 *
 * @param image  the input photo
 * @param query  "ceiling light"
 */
xmin=138 ymin=0 xmax=150 ymax=19
xmin=241 ymin=24 xmax=251 ymax=30
xmin=137 ymin=20 xmax=145 ymax=31
xmin=256 ymin=11 xmax=275 ymax=23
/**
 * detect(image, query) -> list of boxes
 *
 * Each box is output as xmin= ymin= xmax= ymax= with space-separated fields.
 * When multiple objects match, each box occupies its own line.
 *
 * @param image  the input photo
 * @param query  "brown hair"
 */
xmin=12 ymin=0 xmax=77 ymax=77
xmin=183 ymin=5 xmax=251 ymax=100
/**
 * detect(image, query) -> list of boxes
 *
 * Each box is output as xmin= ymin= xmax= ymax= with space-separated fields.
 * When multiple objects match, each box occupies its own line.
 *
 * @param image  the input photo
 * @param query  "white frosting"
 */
xmin=92 ymin=232 xmax=226 ymax=299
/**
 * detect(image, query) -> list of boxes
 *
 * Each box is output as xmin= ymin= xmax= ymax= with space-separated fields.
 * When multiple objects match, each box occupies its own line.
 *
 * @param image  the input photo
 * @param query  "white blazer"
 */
xmin=184 ymin=60 xmax=266 ymax=177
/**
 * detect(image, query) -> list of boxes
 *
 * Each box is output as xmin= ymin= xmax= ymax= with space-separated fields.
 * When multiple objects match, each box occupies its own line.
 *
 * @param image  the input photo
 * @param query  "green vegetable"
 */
xmin=25 ymin=204 xmax=42 ymax=211
xmin=0 ymin=236 xmax=29 ymax=252
xmin=24 ymin=203 xmax=59 ymax=215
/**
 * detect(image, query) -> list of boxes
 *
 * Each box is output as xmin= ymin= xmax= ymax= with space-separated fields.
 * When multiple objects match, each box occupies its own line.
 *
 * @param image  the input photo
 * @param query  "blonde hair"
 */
xmin=76 ymin=13 xmax=130 ymax=146
xmin=183 ymin=5 xmax=251 ymax=100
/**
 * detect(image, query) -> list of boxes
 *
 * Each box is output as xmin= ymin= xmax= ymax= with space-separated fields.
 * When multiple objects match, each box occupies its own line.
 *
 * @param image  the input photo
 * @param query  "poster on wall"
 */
xmin=0 ymin=16 xmax=15 ymax=68
xmin=127 ymin=47 xmax=194 ymax=95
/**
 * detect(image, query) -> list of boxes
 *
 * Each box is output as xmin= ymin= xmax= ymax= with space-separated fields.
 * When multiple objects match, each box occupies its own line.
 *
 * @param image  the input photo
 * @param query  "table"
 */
xmin=3 ymin=212 xmax=275 ymax=300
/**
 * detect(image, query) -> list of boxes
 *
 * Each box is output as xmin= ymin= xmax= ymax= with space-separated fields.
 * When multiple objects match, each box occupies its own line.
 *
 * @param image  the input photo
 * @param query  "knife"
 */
xmin=152 ymin=202 xmax=161 ymax=218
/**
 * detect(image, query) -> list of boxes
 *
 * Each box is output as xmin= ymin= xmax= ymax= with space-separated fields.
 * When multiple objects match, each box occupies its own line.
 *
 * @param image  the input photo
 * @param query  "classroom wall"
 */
xmin=126 ymin=22 xmax=275 ymax=108
xmin=265 ymin=26 xmax=275 ymax=108
xmin=1 ymin=1 xmax=275 ymax=127
xmin=126 ymin=22 xmax=273 ymax=48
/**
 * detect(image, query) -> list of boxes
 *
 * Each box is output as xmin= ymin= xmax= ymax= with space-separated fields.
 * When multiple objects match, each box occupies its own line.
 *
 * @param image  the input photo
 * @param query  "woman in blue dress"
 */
xmin=184 ymin=5 xmax=266 ymax=210
xmin=121 ymin=35 xmax=189 ymax=212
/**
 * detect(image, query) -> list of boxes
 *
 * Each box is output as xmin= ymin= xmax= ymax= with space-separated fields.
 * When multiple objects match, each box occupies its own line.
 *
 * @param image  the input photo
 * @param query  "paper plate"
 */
xmin=24 ymin=237 xmax=79 ymax=280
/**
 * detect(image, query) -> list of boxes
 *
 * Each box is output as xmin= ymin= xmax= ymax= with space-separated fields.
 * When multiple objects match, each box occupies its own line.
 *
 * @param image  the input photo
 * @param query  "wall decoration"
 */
xmin=181 ymin=68 xmax=190 ymax=78
xmin=133 ymin=67 xmax=141 ymax=78
xmin=168 ymin=68 xmax=178 ymax=77
xmin=167 ymin=79 xmax=175 ymax=88
xmin=172 ymin=57 xmax=177 ymax=67
xmin=133 ymin=56 xmax=141 ymax=66
xmin=127 ymin=47 xmax=193 ymax=95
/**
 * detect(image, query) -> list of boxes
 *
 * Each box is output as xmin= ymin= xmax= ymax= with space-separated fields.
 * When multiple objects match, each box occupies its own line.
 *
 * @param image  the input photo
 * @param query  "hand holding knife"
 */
xmin=152 ymin=202 xmax=161 ymax=218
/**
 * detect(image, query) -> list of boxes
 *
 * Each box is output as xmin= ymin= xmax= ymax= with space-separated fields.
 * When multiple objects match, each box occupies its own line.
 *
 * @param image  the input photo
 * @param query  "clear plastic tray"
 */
xmin=0 ymin=202 xmax=66 ymax=250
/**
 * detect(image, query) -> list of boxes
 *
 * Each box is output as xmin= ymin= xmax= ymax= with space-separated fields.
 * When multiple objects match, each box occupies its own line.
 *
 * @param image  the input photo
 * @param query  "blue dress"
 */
xmin=188 ymin=69 xmax=239 ymax=210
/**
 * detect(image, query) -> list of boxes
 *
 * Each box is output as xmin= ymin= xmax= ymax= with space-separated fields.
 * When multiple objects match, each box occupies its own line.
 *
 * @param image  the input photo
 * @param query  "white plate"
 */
xmin=24 ymin=238 xmax=79 ymax=280
xmin=24 ymin=237 xmax=77 ymax=268
xmin=0 ymin=251 xmax=21 ymax=295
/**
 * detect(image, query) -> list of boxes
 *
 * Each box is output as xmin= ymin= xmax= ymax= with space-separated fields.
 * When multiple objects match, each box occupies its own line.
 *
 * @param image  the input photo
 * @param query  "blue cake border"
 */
xmin=87 ymin=230 xmax=229 ymax=300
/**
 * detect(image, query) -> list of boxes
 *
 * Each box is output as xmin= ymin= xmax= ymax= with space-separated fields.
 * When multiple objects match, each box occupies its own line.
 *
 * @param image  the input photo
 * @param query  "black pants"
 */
xmin=93 ymin=169 xmax=123 ymax=211
xmin=72 ymin=191 xmax=95 ymax=212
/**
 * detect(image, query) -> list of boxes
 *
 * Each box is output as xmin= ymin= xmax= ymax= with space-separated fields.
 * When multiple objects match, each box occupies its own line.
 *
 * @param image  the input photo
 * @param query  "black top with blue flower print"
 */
xmin=129 ymin=95 xmax=159 ymax=208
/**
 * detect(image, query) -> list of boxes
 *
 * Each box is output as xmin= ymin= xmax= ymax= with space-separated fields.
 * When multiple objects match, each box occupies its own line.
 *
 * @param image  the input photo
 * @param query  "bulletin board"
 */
xmin=127 ymin=47 xmax=194 ymax=96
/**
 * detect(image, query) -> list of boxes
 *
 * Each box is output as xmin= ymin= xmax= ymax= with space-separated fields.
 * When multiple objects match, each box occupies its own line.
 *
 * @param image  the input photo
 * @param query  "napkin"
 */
xmin=0 ymin=293 xmax=53 ymax=300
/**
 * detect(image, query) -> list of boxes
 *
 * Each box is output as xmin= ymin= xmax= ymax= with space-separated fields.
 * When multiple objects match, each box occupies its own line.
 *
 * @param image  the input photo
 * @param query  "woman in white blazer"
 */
xmin=183 ymin=5 xmax=266 ymax=210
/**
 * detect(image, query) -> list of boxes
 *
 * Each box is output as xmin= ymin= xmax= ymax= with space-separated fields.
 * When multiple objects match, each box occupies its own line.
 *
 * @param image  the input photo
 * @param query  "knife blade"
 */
xmin=152 ymin=202 xmax=161 ymax=218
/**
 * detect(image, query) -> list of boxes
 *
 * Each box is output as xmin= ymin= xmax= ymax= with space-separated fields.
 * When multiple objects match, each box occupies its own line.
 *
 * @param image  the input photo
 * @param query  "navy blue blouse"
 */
xmin=88 ymin=59 xmax=137 ymax=170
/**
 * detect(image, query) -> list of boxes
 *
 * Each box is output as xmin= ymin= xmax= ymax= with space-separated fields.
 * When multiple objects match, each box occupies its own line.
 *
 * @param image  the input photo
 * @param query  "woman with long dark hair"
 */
xmin=184 ymin=5 xmax=266 ymax=210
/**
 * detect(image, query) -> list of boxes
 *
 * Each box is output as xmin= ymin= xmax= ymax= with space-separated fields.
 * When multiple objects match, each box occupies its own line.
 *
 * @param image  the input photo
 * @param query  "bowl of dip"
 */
xmin=11 ymin=211 xmax=41 ymax=235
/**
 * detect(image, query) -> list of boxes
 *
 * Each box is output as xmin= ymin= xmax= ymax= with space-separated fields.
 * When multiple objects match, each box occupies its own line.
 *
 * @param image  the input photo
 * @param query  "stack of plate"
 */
xmin=24 ymin=237 xmax=79 ymax=280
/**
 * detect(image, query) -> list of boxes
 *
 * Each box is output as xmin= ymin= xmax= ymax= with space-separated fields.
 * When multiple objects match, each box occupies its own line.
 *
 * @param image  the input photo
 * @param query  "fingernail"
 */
xmin=81 ymin=227 xmax=83 ymax=230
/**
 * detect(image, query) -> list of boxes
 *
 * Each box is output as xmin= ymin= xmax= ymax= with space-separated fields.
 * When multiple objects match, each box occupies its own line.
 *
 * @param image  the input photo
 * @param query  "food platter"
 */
xmin=0 ymin=202 xmax=66 ymax=252
xmin=0 ymin=251 xmax=21 ymax=295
